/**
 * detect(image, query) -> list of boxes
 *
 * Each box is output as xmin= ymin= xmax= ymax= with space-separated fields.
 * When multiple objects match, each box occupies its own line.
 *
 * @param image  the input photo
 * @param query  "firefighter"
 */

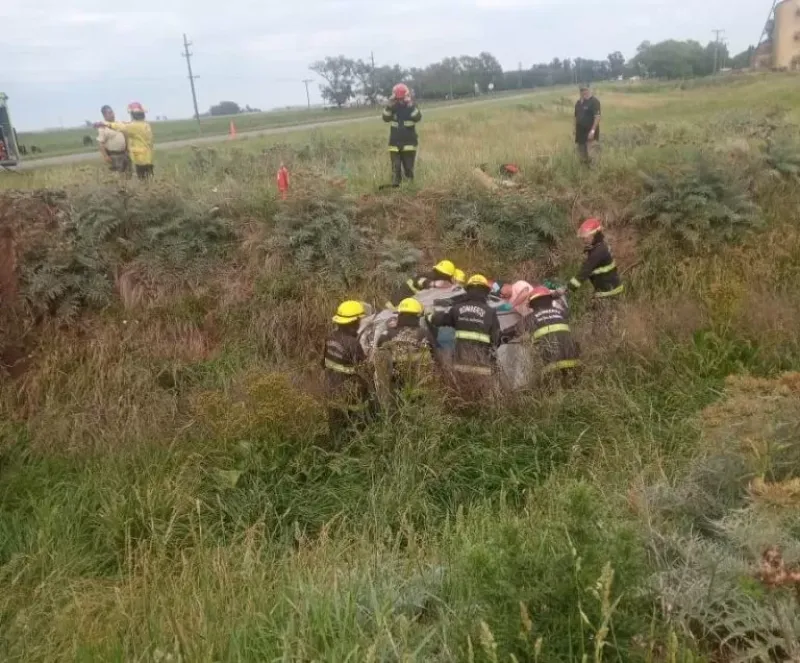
xmin=387 ymin=259 xmax=457 ymax=308
xmin=97 ymin=101 xmax=154 ymax=180
xmin=526 ymin=285 xmax=580 ymax=386
xmin=375 ymin=298 xmax=438 ymax=404
xmin=382 ymin=83 xmax=422 ymax=187
xmin=429 ymin=274 xmax=501 ymax=395
xmin=454 ymin=269 xmax=466 ymax=287
xmin=564 ymin=218 xmax=624 ymax=300
xmin=323 ymin=300 xmax=371 ymax=440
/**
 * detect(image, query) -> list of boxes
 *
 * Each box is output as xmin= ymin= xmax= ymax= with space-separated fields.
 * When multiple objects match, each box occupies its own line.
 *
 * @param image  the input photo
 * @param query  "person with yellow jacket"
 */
xmin=97 ymin=101 xmax=154 ymax=179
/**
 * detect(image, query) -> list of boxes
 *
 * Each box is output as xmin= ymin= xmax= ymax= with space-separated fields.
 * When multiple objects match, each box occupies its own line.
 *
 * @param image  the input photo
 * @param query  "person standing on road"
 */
xmin=382 ymin=83 xmax=422 ymax=187
xmin=97 ymin=101 xmax=154 ymax=180
xmin=96 ymin=106 xmax=130 ymax=175
xmin=575 ymin=85 xmax=601 ymax=165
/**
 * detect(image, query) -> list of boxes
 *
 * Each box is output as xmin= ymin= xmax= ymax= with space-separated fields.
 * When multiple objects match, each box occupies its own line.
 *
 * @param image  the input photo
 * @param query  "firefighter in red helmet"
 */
xmin=564 ymin=218 xmax=624 ymax=299
xmin=382 ymin=83 xmax=422 ymax=187
xmin=525 ymin=285 xmax=580 ymax=386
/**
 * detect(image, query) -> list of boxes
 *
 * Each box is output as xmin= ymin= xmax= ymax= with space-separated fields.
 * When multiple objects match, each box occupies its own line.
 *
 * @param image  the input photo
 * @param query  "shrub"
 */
xmin=267 ymin=189 xmax=370 ymax=286
xmin=441 ymin=192 xmax=568 ymax=263
xmin=629 ymin=158 xmax=761 ymax=252
xmin=19 ymin=185 xmax=234 ymax=320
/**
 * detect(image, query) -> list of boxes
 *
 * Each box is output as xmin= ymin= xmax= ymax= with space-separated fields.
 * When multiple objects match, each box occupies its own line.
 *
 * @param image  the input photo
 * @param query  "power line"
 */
xmin=302 ymin=78 xmax=314 ymax=109
xmin=182 ymin=33 xmax=201 ymax=132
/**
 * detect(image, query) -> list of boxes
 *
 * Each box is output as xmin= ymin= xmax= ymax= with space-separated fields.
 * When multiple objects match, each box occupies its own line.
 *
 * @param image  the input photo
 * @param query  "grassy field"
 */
xmin=15 ymin=88 xmax=538 ymax=160
xmin=3 ymin=72 xmax=800 ymax=662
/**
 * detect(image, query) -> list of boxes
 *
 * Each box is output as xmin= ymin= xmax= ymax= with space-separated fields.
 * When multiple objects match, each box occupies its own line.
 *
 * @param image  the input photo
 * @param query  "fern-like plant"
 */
xmin=268 ymin=190 xmax=369 ymax=286
xmin=442 ymin=192 xmax=568 ymax=262
xmin=630 ymin=158 xmax=761 ymax=253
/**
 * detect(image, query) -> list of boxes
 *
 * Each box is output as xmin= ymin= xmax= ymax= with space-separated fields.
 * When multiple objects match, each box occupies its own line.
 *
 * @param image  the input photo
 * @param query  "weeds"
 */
xmin=3 ymin=75 xmax=800 ymax=662
xmin=630 ymin=157 xmax=761 ymax=253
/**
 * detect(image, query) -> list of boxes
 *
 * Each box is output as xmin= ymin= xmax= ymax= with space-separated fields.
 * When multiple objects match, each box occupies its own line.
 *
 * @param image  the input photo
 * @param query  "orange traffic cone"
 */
xmin=277 ymin=164 xmax=289 ymax=200
xmin=228 ymin=121 xmax=237 ymax=139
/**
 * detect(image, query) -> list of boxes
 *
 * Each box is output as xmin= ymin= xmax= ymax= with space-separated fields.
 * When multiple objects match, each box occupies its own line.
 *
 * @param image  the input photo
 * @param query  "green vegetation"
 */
xmin=2 ymin=73 xmax=800 ymax=662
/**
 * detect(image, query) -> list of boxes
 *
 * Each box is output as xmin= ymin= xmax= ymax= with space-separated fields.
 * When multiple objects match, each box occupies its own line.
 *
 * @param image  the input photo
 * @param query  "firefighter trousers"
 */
xmin=391 ymin=151 xmax=416 ymax=185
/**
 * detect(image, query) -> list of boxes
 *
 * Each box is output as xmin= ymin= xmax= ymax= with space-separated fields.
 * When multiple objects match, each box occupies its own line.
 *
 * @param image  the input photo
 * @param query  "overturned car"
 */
xmin=357 ymin=284 xmax=568 ymax=390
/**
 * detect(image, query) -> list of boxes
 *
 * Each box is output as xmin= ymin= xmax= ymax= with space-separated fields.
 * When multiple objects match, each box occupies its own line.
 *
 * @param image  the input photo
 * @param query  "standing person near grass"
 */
xmin=575 ymin=85 xmax=601 ymax=165
xmin=97 ymin=102 xmax=154 ymax=180
xmin=382 ymin=83 xmax=421 ymax=187
xmin=96 ymin=105 xmax=130 ymax=175
xmin=561 ymin=218 xmax=623 ymax=300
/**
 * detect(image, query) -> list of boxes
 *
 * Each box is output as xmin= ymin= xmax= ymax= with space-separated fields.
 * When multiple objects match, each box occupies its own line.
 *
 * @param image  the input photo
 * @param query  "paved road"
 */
xmin=17 ymin=93 xmax=536 ymax=171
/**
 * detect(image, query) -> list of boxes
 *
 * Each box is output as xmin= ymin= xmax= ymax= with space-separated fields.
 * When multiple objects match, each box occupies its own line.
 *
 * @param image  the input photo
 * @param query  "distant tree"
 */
xmin=84 ymin=120 xmax=93 ymax=128
xmin=632 ymin=40 xmax=724 ymax=79
xmin=310 ymin=56 xmax=356 ymax=107
xmin=608 ymin=51 xmax=626 ymax=78
xmin=209 ymin=101 xmax=241 ymax=116
xmin=731 ymin=46 xmax=755 ymax=70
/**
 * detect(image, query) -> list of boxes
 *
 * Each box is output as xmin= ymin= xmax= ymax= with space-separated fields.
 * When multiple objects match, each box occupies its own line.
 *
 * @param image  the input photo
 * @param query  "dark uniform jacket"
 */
xmin=376 ymin=315 xmax=437 ymax=384
xmin=323 ymin=327 xmax=369 ymax=399
xmin=525 ymin=298 xmax=580 ymax=373
xmin=388 ymin=270 xmax=449 ymax=307
xmin=382 ymin=102 xmax=422 ymax=152
xmin=569 ymin=237 xmax=623 ymax=298
xmin=430 ymin=292 xmax=501 ymax=375
xmin=575 ymin=96 xmax=601 ymax=144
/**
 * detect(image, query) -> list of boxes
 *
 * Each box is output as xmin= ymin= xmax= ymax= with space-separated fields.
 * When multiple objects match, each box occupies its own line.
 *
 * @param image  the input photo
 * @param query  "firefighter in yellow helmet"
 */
xmin=428 ymin=274 xmax=501 ymax=397
xmin=375 ymin=298 xmax=438 ymax=405
xmin=387 ymin=259 xmax=458 ymax=309
xmin=323 ymin=300 xmax=371 ymax=441
xmin=453 ymin=269 xmax=466 ymax=287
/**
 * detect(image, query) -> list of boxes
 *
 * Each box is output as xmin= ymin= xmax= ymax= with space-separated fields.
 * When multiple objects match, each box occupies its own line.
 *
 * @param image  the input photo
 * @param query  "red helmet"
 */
xmin=392 ymin=83 xmax=410 ymax=100
xmin=127 ymin=101 xmax=145 ymax=113
xmin=578 ymin=218 xmax=602 ymax=239
xmin=528 ymin=286 xmax=553 ymax=302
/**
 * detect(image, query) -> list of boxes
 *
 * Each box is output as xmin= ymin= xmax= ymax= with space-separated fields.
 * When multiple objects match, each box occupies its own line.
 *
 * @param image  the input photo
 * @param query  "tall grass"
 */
xmin=2 ymin=75 xmax=800 ymax=662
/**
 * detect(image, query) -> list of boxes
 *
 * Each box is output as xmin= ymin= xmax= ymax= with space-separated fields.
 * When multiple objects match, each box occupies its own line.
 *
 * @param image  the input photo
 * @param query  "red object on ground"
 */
xmin=228 ymin=121 xmax=237 ymax=138
xmin=277 ymin=165 xmax=289 ymax=199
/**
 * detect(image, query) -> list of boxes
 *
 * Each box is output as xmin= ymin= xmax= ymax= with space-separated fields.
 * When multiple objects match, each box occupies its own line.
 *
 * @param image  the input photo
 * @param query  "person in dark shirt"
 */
xmin=323 ymin=300 xmax=371 ymax=441
xmin=575 ymin=85 xmax=601 ymax=164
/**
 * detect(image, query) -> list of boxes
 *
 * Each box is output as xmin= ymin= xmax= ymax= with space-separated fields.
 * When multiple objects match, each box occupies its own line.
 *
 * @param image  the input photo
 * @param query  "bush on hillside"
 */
xmin=19 ymin=186 xmax=234 ymax=320
xmin=764 ymin=131 xmax=800 ymax=181
xmin=639 ymin=374 xmax=800 ymax=661
xmin=267 ymin=189 xmax=370 ymax=286
xmin=442 ymin=192 xmax=568 ymax=263
xmin=629 ymin=158 xmax=761 ymax=253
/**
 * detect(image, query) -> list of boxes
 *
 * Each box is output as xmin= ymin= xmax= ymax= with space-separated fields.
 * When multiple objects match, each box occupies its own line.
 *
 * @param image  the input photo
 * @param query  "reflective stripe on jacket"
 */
xmin=383 ymin=102 xmax=421 ymax=151
xmin=569 ymin=239 xmax=622 ymax=298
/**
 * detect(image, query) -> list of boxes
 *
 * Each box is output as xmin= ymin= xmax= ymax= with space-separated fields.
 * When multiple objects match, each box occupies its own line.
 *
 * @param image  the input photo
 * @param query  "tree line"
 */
xmin=311 ymin=40 xmax=754 ymax=107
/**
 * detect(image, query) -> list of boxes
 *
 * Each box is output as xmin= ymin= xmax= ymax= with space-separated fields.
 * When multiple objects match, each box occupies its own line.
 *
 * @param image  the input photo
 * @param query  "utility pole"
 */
xmin=712 ymin=29 xmax=726 ymax=74
xmin=370 ymin=51 xmax=377 ymax=105
xmin=182 ymin=33 xmax=201 ymax=131
xmin=302 ymin=79 xmax=314 ymax=109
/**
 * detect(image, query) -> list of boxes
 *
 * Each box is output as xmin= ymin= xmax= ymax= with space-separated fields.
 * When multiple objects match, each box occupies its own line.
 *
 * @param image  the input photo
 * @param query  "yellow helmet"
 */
xmin=397 ymin=298 xmax=424 ymax=316
xmin=433 ymin=259 xmax=456 ymax=278
xmin=453 ymin=269 xmax=466 ymax=285
xmin=466 ymin=274 xmax=490 ymax=288
xmin=332 ymin=300 xmax=366 ymax=324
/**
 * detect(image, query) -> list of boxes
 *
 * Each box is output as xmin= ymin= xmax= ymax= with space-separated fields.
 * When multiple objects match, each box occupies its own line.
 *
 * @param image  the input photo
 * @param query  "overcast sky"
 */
xmin=5 ymin=0 xmax=766 ymax=131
